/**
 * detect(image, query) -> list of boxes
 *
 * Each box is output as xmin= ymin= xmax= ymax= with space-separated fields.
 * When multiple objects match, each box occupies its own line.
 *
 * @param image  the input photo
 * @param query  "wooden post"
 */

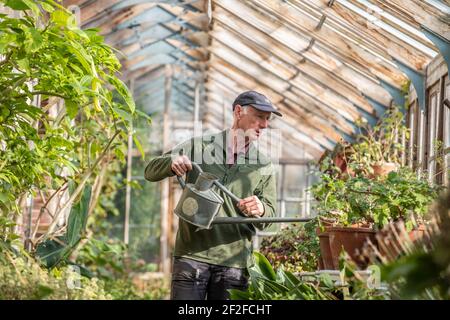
xmin=194 ymin=81 xmax=201 ymax=137
xmin=124 ymin=79 xmax=134 ymax=246
xmin=223 ymin=98 xmax=227 ymax=129
xmin=160 ymin=65 xmax=172 ymax=276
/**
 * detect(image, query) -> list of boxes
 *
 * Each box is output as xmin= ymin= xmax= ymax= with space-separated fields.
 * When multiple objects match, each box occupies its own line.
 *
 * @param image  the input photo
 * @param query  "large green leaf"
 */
xmin=4 ymin=0 xmax=30 ymax=10
xmin=66 ymin=185 xmax=92 ymax=246
xmin=65 ymin=99 xmax=78 ymax=119
xmin=21 ymin=0 xmax=40 ymax=16
xmin=228 ymin=289 xmax=251 ymax=300
xmin=35 ymin=186 xmax=92 ymax=268
xmin=253 ymin=251 xmax=277 ymax=281
xmin=106 ymin=74 xmax=135 ymax=114
xmin=278 ymin=269 xmax=301 ymax=290
xmin=35 ymin=236 xmax=69 ymax=268
xmin=26 ymin=27 xmax=43 ymax=53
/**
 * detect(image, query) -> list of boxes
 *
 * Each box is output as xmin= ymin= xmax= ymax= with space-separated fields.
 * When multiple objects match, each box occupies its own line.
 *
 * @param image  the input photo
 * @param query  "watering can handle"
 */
xmin=175 ymin=161 xmax=203 ymax=189
xmin=175 ymin=161 xmax=242 ymax=204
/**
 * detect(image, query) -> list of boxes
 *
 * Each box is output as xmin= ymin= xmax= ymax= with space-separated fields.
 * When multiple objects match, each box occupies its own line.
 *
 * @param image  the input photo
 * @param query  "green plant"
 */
xmin=311 ymin=167 xmax=440 ymax=229
xmin=75 ymin=237 xmax=169 ymax=300
xmin=0 ymin=241 xmax=111 ymax=299
xmin=229 ymin=251 xmax=389 ymax=300
xmin=259 ymin=220 xmax=319 ymax=273
xmin=380 ymin=190 xmax=450 ymax=299
xmin=351 ymin=106 xmax=409 ymax=172
xmin=229 ymin=251 xmax=335 ymax=300
xmin=0 ymin=0 xmax=149 ymax=244
xmin=34 ymin=185 xmax=91 ymax=268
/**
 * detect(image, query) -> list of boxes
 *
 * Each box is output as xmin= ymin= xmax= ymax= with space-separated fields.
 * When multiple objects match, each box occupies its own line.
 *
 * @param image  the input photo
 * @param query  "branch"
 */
xmin=0 ymin=51 xmax=13 ymax=67
xmin=37 ymin=130 xmax=121 ymax=243
xmin=12 ymin=91 xmax=70 ymax=100
xmin=30 ymin=181 xmax=69 ymax=242
xmin=348 ymin=188 xmax=383 ymax=197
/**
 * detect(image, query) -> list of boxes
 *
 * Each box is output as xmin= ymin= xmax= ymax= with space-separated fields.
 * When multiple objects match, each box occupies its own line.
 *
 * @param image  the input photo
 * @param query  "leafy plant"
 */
xmin=0 ymin=241 xmax=111 ymax=299
xmin=34 ymin=185 xmax=91 ymax=268
xmin=379 ymin=190 xmax=450 ymax=299
xmin=230 ymin=251 xmax=335 ymax=300
xmin=259 ymin=220 xmax=319 ymax=273
xmin=351 ymin=106 xmax=409 ymax=172
xmin=311 ymin=167 xmax=440 ymax=229
xmin=0 ymin=0 xmax=149 ymax=245
xmin=230 ymin=251 xmax=389 ymax=300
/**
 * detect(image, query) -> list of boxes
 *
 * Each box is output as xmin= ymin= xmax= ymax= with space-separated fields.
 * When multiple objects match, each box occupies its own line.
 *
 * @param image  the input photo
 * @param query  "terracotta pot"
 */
xmin=376 ymin=223 xmax=425 ymax=259
xmin=371 ymin=162 xmax=398 ymax=178
xmin=316 ymin=227 xmax=334 ymax=270
xmin=328 ymin=226 xmax=376 ymax=270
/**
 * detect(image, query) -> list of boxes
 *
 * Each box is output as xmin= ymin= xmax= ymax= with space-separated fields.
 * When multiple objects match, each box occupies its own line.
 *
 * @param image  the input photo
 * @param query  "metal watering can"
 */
xmin=174 ymin=162 xmax=312 ymax=230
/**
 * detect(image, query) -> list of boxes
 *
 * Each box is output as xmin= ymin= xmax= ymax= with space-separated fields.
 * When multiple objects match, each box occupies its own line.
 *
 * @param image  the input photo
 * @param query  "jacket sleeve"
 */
xmin=144 ymin=138 xmax=194 ymax=182
xmin=144 ymin=153 xmax=175 ymax=182
xmin=252 ymin=164 xmax=277 ymax=230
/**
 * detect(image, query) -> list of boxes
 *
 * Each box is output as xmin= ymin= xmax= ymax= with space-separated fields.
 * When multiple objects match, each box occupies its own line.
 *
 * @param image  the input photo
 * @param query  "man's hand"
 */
xmin=171 ymin=155 xmax=192 ymax=176
xmin=237 ymin=195 xmax=265 ymax=217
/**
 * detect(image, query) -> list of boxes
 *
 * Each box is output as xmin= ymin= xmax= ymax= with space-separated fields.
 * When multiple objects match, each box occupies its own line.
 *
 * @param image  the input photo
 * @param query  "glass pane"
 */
xmin=109 ymin=156 xmax=162 ymax=265
xmin=283 ymin=164 xmax=308 ymax=198
xmin=428 ymin=93 xmax=437 ymax=179
xmin=284 ymin=201 xmax=303 ymax=217
xmin=446 ymin=83 xmax=450 ymax=148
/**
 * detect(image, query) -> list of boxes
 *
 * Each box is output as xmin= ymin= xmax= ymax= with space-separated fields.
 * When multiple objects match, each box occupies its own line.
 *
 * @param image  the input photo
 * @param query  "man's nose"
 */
xmin=260 ymin=119 xmax=269 ymax=128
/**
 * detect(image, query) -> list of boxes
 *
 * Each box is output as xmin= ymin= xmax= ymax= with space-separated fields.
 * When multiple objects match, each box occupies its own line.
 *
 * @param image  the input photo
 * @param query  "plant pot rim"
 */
xmin=327 ymin=226 xmax=376 ymax=233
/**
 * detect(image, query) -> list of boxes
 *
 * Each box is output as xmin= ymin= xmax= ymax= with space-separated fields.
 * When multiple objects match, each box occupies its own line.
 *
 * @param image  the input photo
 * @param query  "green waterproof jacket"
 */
xmin=144 ymin=129 xmax=277 ymax=268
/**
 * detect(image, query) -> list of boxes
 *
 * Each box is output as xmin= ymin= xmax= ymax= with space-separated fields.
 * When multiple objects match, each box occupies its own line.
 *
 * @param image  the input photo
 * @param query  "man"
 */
xmin=144 ymin=91 xmax=282 ymax=300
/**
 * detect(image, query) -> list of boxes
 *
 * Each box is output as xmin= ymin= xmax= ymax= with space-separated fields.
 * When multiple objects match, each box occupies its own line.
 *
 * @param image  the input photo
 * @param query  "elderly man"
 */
xmin=144 ymin=91 xmax=282 ymax=300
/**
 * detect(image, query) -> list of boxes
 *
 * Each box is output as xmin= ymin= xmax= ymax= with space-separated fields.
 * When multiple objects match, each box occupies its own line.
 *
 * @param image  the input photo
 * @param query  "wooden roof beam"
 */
xmin=206 ymin=68 xmax=347 ymax=145
xmin=213 ymin=10 xmax=392 ymax=107
xmin=220 ymin=0 xmax=407 ymax=88
xmin=210 ymin=36 xmax=365 ymax=123
xmin=207 ymin=57 xmax=355 ymax=136
xmin=208 ymin=56 xmax=356 ymax=135
xmin=298 ymin=0 xmax=435 ymax=70
xmin=212 ymin=24 xmax=377 ymax=116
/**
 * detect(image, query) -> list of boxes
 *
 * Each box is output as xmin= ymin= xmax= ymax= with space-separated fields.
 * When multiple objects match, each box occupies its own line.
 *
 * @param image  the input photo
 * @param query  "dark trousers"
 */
xmin=170 ymin=257 xmax=249 ymax=300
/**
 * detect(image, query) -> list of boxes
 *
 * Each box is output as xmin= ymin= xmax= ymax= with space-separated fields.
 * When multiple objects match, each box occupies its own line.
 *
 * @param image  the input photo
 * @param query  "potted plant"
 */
xmin=312 ymin=164 xmax=440 ymax=269
xmin=349 ymin=106 xmax=408 ymax=178
xmin=311 ymin=162 xmax=376 ymax=269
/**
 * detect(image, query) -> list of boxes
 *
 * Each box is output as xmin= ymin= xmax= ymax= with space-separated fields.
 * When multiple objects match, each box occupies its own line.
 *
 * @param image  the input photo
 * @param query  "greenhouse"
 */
xmin=0 ymin=0 xmax=449 ymax=303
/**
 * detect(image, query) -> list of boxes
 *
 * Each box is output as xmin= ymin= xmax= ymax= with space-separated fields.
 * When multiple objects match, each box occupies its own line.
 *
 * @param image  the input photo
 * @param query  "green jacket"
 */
xmin=144 ymin=129 xmax=277 ymax=268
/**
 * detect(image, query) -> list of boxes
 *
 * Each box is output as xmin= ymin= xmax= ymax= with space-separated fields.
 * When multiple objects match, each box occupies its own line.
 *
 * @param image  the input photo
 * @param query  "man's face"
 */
xmin=235 ymin=105 xmax=272 ymax=141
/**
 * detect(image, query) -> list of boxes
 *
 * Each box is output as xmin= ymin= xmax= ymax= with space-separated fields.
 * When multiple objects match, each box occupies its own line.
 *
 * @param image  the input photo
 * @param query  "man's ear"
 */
xmin=234 ymin=104 xmax=242 ymax=119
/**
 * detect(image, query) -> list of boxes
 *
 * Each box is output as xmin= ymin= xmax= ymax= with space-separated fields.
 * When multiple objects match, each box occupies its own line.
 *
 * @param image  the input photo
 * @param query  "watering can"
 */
xmin=174 ymin=162 xmax=312 ymax=230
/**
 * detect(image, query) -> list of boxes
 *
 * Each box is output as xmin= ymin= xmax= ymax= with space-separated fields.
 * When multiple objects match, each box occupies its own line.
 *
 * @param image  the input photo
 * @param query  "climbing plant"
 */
xmin=0 ymin=0 xmax=149 ymax=246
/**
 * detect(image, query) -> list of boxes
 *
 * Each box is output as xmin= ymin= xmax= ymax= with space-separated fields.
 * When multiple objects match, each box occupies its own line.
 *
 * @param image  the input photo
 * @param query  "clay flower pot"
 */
xmin=371 ymin=162 xmax=399 ymax=178
xmin=316 ymin=227 xmax=334 ymax=270
xmin=327 ymin=226 xmax=376 ymax=270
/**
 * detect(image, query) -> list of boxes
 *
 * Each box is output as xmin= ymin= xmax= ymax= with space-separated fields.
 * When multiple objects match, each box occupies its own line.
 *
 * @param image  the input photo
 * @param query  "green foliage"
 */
xmin=76 ymin=237 xmax=133 ymax=280
xmin=230 ymin=251 xmax=334 ymax=300
xmin=260 ymin=221 xmax=319 ymax=273
xmin=35 ymin=185 xmax=92 ymax=268
xmin=0 ymin=241 xmax=110 ymax=299
xmin=230 ymin=251 xmax=389 ymax=300
xmin=0 ymin=0 xmax=147 ymax=242
xmin=311 ymin=167 xmax=440 ymax=229
xmin=351 ymin=106 xmax=409 ymax=170
xmin=381 ymin=190 xmax=450 ymax=299
xmin=75 ymin=237 xmax=169 ymax=300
